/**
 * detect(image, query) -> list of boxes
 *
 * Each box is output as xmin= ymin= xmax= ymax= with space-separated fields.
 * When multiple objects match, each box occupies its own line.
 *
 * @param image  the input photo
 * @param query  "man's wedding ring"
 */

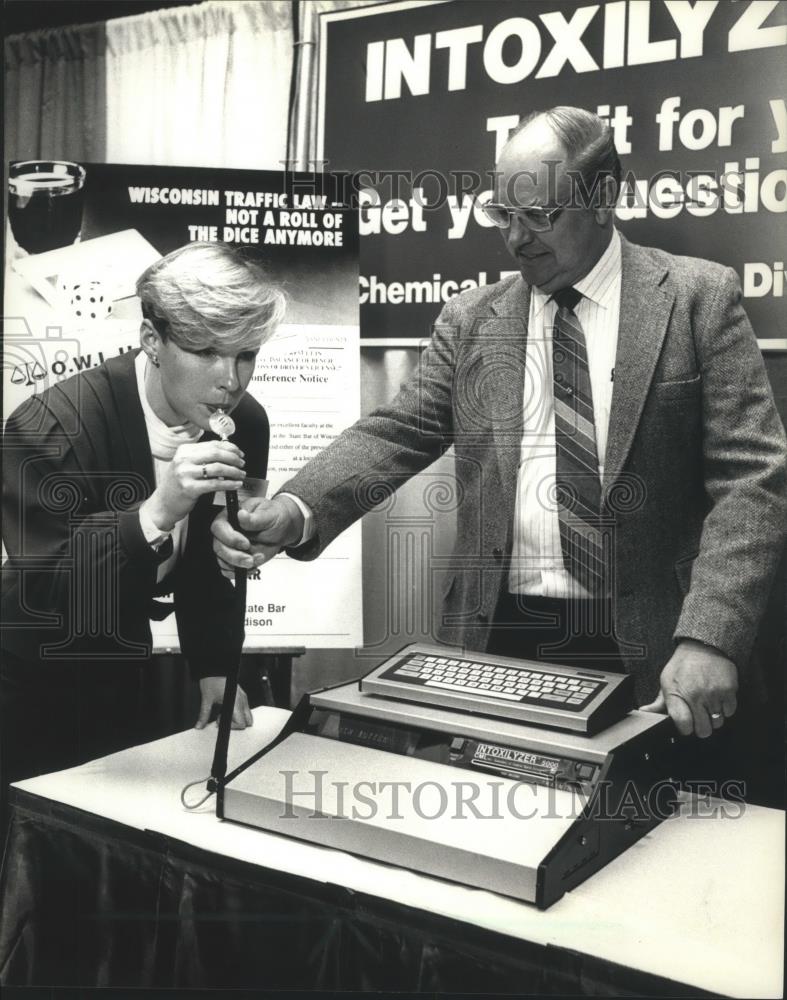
xmin=202 ymin=465 xmax=208 ymax=479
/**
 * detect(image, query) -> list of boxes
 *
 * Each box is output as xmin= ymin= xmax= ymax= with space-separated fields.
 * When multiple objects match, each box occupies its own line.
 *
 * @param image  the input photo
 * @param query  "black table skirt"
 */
xmin=0 ymin=789 xmax=715 ymax=996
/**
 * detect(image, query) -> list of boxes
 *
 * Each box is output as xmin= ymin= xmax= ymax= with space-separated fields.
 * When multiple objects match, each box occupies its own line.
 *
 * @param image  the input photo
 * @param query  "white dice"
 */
xmin=58 ymin=275 xmax=113 ymax=325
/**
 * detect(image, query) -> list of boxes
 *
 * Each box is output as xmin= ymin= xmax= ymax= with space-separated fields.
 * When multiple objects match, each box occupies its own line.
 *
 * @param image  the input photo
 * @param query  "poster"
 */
xmin=4 ymin=162 xmax=362 ymax=650
xmin=319 ymin=0 xmax=786 ymax=348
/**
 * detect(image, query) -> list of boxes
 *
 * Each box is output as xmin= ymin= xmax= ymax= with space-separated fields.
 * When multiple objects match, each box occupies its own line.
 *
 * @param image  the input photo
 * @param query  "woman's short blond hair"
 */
xmin=136 ymin=242 xmax=286 ymax=351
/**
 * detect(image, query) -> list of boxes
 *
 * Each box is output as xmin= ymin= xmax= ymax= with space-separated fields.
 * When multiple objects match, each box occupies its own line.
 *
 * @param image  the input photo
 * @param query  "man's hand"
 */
xmin=195 ymin=677 xmax=253 ymax=730
xmin=211 ymin=496 xmax=305 ymax=579
xmin=640 ymin=639 xmax=738 ymax=738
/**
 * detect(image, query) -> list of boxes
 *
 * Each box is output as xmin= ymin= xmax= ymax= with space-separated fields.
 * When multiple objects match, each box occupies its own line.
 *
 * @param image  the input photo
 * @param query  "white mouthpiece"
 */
xmin=209 ymin=409 xmax=236 ymax=440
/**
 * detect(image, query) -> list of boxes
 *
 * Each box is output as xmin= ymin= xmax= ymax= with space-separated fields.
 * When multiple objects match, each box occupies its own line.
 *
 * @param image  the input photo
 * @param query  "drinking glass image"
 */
xmin=8 ymin=160 xmax=87 ymax=255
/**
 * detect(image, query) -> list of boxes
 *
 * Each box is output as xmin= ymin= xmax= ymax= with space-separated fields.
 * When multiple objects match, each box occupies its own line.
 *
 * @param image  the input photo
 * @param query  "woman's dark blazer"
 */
xmin=1 ymin=348 xmax=269 ymax=677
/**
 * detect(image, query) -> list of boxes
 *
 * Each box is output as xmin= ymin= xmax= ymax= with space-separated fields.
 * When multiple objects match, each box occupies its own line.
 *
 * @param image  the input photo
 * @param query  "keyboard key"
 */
xmin=424 ymin=679 xmax=522 ymax=701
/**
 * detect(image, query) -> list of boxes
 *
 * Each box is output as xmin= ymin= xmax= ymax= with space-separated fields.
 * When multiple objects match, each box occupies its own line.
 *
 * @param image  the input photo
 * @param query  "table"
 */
xmin=242 ymin=647 xmax=306 ymax=707
xmin=1 ymin=706 xmax=783 ymax=995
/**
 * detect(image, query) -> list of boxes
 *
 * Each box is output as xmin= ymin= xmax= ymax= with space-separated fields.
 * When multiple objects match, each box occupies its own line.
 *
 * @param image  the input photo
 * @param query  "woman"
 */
xmin=1 ymin=241 xmax=286 ymax=805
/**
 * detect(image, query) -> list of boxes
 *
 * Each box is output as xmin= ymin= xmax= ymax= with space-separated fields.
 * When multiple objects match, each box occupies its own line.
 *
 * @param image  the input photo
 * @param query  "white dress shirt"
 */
xmin=290 ymin=232 xmax=622 ymax=584
xmin=509 ymin=229 xmax=622 ymax=598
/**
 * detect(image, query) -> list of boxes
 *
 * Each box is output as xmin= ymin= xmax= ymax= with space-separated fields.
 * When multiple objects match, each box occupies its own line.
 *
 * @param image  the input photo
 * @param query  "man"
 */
xmin=214 ymin=108 xmax=786 ymax=791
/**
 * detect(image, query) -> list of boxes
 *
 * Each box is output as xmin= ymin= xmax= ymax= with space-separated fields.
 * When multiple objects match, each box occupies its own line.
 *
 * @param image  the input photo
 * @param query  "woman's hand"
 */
xmin=142 ymin=441 xmax=246 ymax=531
xmin=195 ymin=677 xmax=254 ymax=730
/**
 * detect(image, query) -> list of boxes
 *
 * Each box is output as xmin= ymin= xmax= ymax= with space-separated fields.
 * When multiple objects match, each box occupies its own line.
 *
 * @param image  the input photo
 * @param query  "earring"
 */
xmin=151 ymin=354 xmax=160 ymax=368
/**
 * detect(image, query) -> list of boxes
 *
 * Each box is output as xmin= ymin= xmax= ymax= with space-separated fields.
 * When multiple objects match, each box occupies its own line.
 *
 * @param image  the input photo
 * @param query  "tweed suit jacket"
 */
xmin=2 ymin=349 xmax=269 ymax=677
xmin=283 ymin=237 xmax=787 ymax=703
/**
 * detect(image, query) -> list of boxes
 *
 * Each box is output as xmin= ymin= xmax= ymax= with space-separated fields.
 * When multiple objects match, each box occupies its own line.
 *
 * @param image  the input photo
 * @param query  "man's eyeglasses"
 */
xmin=481 ymin=201 xmax=567 ymax=232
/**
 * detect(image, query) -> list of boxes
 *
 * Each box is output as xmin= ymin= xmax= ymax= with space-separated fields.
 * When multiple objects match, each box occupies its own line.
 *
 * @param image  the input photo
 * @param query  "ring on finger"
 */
xmin=710 ymin=711 xmax=723 ymax=725
xmin=202 ymin=464 xmax=208 ymax=480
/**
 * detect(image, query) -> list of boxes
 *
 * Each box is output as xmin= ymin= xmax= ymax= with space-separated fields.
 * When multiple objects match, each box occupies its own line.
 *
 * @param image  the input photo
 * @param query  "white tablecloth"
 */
xmin=14 ymin=706 xmax=785 ymax=998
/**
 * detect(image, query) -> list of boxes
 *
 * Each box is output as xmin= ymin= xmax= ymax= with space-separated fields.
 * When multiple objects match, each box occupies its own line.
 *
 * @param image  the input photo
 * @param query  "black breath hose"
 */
xmin=207 ymin=411 xmax=247 ymax=802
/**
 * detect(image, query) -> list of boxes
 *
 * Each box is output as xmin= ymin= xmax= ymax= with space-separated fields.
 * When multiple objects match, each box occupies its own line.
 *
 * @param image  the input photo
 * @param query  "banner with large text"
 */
xmin=319 ymin=0 xmax=785 ymax=347
xmin=4 ymin=163 xmax=362 ymax=650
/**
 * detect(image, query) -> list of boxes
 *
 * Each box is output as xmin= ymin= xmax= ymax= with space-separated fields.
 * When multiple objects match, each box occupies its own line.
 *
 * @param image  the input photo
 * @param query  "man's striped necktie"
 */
xmin=551 ymin=286 xmax=607 ymax=594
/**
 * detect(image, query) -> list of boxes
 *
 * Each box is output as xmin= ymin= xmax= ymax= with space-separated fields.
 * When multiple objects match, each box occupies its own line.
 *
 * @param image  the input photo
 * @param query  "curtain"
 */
xmin=4 ymin=21 xmax=107 ymax=162
xmin=106 ymin=0 xmax=293 ymax=169
xmin=4 ymin=0 xmax=296 ymax=169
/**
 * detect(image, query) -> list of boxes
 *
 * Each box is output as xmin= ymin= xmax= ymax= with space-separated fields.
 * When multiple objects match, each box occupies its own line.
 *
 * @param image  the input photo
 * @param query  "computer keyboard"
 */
xmin=360 ymin=643 xmax=634 ymax=735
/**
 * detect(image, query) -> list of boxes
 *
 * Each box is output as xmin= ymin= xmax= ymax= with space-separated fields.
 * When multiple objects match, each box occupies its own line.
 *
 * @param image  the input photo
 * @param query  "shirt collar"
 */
xmin=135 ymin=350 xmax=202 ymax=461
xmin=531 ymin=228 xmax=621 ymax=317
